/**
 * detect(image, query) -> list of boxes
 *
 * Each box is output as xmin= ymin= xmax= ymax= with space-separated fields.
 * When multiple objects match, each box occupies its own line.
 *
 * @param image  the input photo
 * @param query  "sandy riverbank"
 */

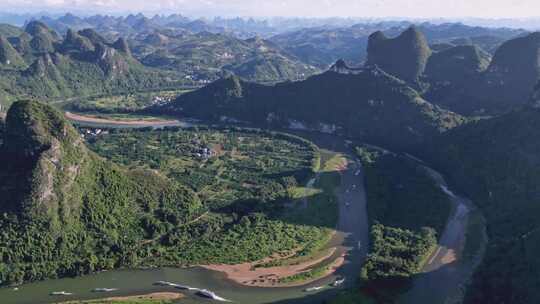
xmin=65 ymin=112 xmax=180 ymax=126
xmin=202 ymin=247 xmax=345 ymax=288
xmin=60 ymin=292 xmax=184 ymax=303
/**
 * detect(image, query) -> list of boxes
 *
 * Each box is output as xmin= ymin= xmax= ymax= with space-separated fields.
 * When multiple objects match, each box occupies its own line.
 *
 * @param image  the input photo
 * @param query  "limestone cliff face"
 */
xmin=1 ymin=100 xmax=87 ymax=223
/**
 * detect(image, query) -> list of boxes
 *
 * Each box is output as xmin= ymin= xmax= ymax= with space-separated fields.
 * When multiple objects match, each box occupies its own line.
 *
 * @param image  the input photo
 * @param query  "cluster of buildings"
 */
xmin=194 ymin=147 xmax=216 ymax=159
xmin=150 ymin=95 xmax=175 ymax=106
xmin=79 ymin=128 xmax=109 ymax=139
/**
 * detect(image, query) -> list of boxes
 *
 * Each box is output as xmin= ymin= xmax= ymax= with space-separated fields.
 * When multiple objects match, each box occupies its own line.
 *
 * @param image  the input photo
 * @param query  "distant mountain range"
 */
xmin=270 ymin=22 xmax=525 ymax=68
xmin=0 ymin=21 xmax=181 ymax=108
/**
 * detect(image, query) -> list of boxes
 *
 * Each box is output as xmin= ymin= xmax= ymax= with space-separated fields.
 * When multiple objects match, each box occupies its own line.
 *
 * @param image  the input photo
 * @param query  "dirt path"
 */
xmin=65 ymin=112 xmax=181 ymax=126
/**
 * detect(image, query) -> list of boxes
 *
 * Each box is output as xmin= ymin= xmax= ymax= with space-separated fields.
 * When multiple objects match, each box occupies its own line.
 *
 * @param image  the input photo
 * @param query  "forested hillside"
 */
xmin=0 ymin=100 xmax=201 ymax=285
xmin=157 ymin=68 xmax=465 ymax=151
xmin=427 ymin=106 xmax=540 ymax=304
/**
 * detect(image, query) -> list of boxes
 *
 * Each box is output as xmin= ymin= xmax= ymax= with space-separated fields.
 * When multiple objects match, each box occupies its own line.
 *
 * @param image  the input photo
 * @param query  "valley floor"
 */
xmin=58 ymin=112 xmax=485 ymax=304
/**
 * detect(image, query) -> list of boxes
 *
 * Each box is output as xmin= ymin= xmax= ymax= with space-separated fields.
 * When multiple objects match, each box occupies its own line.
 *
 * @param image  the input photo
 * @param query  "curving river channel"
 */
xmin=0 ymin=117 xmax=486 ymax=304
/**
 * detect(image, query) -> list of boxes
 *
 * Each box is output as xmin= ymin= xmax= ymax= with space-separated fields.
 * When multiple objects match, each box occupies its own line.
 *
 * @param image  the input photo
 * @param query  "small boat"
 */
xmin=50 ymin=291 xmax=73 ymax=296
xmin=173 ymin=284 xmax=195 ymax=290
xmin=332 ymin=278 xmax=346 ymax=287
xmin=154 ymin=281 xmax=176 ymax=286
xmin=304 ymin=286 xmax=324 ymax=292
xmin=196 ymin=289 xmax=230 ymax=301
xmin=358 ymin=241 xmax=362 ymax=250
xmin=92 ymin=288 xmax=118 ymax=292
xmin=13 ymin=287 xmax=19 ymax=291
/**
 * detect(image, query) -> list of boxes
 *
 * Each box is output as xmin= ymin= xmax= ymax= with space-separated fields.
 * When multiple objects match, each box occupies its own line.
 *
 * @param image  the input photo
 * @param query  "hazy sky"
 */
xmin=1 ymin=0 xmax=540 ymax=18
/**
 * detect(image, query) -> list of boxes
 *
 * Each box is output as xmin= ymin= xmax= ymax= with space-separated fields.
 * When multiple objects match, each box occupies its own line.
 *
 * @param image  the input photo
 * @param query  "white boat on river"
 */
xmin=304 ymin=286 xmax=324 ymax=292
xmin=92 ymin=288 xmax=118 ymax=292
xmin=50 ymin=291 xmax=73 ymax=296
xmin=196 ymin=289 xmax=231 ymax=301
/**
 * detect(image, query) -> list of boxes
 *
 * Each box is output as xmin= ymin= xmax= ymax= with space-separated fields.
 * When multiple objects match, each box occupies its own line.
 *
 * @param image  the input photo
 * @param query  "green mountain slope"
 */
xmin=427 ymin=106 xmax=540 ymax=304
xmin=426 ymin=31 xmax=540 ymax=115
xmin=0 ymin=34 xmax=25 ymax=69
xmin=0 ymin=100 xmax=201 ymax=285
xmin=477 ymin=32 xmax=540 ymax=112
xmin=423 ymin=45 xmax=492 ymax=114
xmin=157 ymin=67 xmax=465 ymax=151
xmin=0 ymin=23 xmax=182 ymax=109
xmin=0 ymin=24 xmax=23 ymax=38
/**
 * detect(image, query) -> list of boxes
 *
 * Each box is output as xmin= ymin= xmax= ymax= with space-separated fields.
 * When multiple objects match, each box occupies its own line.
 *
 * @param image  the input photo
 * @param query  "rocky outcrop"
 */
xmin=366 ymin=26 xmax=432 ymax=83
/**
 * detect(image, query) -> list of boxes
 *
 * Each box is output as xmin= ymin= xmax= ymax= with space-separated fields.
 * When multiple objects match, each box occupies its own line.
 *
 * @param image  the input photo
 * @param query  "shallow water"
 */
xmin=0 ymin=266 xmax=350 ymax=304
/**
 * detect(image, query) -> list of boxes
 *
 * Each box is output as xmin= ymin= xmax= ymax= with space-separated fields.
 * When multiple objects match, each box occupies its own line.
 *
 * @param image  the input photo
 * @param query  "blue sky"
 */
xmin=1 ymin=0 xmax=539 ymax=18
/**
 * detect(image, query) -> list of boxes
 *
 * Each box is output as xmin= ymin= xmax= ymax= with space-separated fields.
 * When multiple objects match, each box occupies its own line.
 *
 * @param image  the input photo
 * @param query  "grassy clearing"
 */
xmin=288 ymin=186 xmax=323 ymax=200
